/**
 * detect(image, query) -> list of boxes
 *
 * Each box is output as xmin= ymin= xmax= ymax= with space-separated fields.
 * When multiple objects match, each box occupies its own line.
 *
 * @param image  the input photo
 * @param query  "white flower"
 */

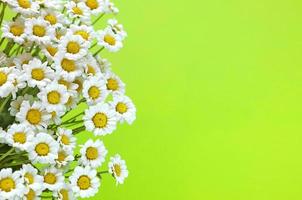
xmin=69 ymin=166 xmax=100 ymax=198
xmin=41 ymin=43 xmax=59 ymax=61
xmin=2 ymin=17 xmax=27 ymax=44
xmin=104 ymin=1 xmax=119 ymax=14
xmin=54 ymin=55 xmax=83 ymax=81
xmin=49 ymin=109 xmax=65 ymax=125
xmin=16 ymin=101 xmax=51 ymax=130
xmin=55 ymin=148 xmax=74 ymax=167
xmin=22 ymin=187 xmax=43 ymax=200
xmin=10 ymin=67 xmax=27 ymax=99
xmin=70 ymin=24 xmax=95 ymax=42
xmin=25 ymin=17 xmax=55 ymax=45
xmin=108 ymin=154 xmax=129 ymax=185
xmin=65 ymin=91 xmax=81 ymax=110
xmin=107 ymin=19 xmax=127 ymax=40
xmin=79 ymin=139 xmax=107 ymax=168
xmin=53 ymin=183 xmax=75 ymax=200
xmin=0 ymin=67 xmax=15 ymax=98
xmin=81 ymin=0 xmax=107 ymax=15
xmin=97 ymin=28 xmax=123 ymax=52
xmin=41 ymin=8 xmax=67 ymax=28
xmin=42 ymin=167 xmax=64 ymax=191
xmin=82 ymin=74 xmax=108 ymax=105
xmin=57 ymin=34 xmax=89 ymax=60
xmin=83 ymin=103 xmax=117 ymax=136
xmin=13 ymin=53 xmax=33 ymax=69
xmin=0 ymin=168 xmax=26 ymax=199
xmin=65 ymin=1 xmax=91 ymax=24
xmin=96 ymin=56 xmax=111 ymax=73
xmin=5 ymin=123 xmax=34 ymax=151
xmin=110 ymin=93 xmax=136 ymax=124
xmin=37 ymin=0 xmax=64 ymax=10
xmin=10 ymin=0 xmax=40 ymax=16
xmin=56 ymin=128 xmax=76 ymax=152
xmin=20 ymin=164 xmax=43 ymax=191
xmin=24 ymin=58 xmax=55 ymax=88
xmin=37 ymin=82 xmax=69 ymax=113
xmin=57 ymin=76 xmax=79 ymax=91
xmin=105 ymin=71 xmax=125 ymax=95
xmin=28 ymin=132 xmax=59 ymax=164
xmin=9 ymin=94 xmax=34 ymax=116
xmin=82 ymin=53 xmax=101 ymax=76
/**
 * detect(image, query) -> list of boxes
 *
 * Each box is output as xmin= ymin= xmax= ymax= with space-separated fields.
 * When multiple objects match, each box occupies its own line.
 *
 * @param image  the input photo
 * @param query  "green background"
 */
xmin=92 ymin=0 xmax=302 ymax=199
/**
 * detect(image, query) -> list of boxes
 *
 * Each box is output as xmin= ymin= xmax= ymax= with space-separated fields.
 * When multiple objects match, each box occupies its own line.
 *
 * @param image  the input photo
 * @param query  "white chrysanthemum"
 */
xmin=41 ymin=43 xmax=59 ymax=61
xmin=97 ymin=28 xmax=123 ymax=52
xmin=54 ymin=183 xmax=75 ymax=200
xmin=56 ymin=128 xmax=76 ymax=152
xmin=10 ymin=0 xmax=40 ymax=16
xmin=41 ymin=8 xmax=67 ymax=28
xmin=13 ymin=53 xmax=32 ymax=69
xmin=65 ymin=91 xmax=81 ymax=110
xmin=42 ymin=167 xmax=64 ymax=191
xmin=22 ymin=187 xmax=43 ymax=200
xmin=105 ymin=71 xmax=125 ymax=95
xmin=55 ymin=148 xmax=74 ymax=167
xmin=69 ymin=166 xmax=100 ymax=198
xmin=57 ymin=34 xmax=89 ymax=60
xmin=24 ymin=58 xmax=55 ymax=88
xmin=57 ymin=76 xmax=79 ymax=91
xmin=25 ymin=17 xmax=55 ymax=45
xmin=0 ymin=168 xmax=26 ymax=199
xmin=107 ymin=19 xmax=127 ymax=40
xmin=110 ymin=94 xmax=136 ymax=124
xmin=105 ymin=1 xmax=119 ymax=14
xmin=81 ymin=0 xmax=107 ymax=15
xmin=5 ymin=123 xmax=34 ymax=151
xmin=0 ymin=67 xmax=15 ymax=98
xmin=37 ymin=82 xmax=69 ymax=113
xmin=27 ymin=132 xmax=59 ymax=164
xmin=108 ymin=154 xmax=129 ymax=185
xmin=96 ymin=56 xmax=111 ymax=73
xmin=2 ymin=17 xmax=26 ymax=44
xmin=82 ymin=74 xmax=108 ymax=105
xmin=9 ymin=94 xmax=34 ymax=116
xmin=20 ymin=164 xmax=43 ymax=191
xmin=79 ymin=139 xmax=107 ymax=168
xmin=36 ymin=0 xmax=64 ymax=10
xmin=65 ymin=1 xmax=91 ymax=24
xmin=49 ymin=109 xmax=65 ymax=125
xmin=10 ymin=67 xmax=27 ymax=98
xmin=53 ymin=55 xmax=83 ymax=81
xmin=70 ymin=24 xmax=95 ymax=42
xmin=83 ymin=103 xmax=117 ymax=136
xmin=82 ymin=53 xmax=101 ymax=76
xmin=54 ymin=26 xmax=68 ymax=42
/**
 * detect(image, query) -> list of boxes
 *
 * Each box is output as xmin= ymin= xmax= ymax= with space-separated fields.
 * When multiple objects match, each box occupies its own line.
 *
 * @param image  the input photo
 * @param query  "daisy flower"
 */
xmin=23 ymin=187 xmax=43 ymax=200
xmin=0 ymin=67 xmax=15 ymax=98
xmin=0 ymin=168 xmax=26 ymax=199
xmin=79 ymin=139 xmax=108 ymax=168
xmin=57 ymin=76 xmax=79 ymax=91
xmin=37 ymin=0 xmax=64 ymax=10
xmin=65 ymin=1 xmax=91 ymax=24
xmin=9 ymin=94 xmax=34 ymax=116
xmin=27 ymin=132 xmax=59 ymax=164
xmin=41 ymin=8 xmax=67 ymax=28
xmin=50 ymin=109 xmax=65 ymax=125
xmin=54 ymin=183 xmax=75 ymax=200
xmin=25 ymin=17 xmax=55 ymax=45
xmin=41 ymin=43 xmax=59 ymax=61
xmin=110 ymin=93 xmax=136 ymax=124
xmin=5 ymin=123 xmax=35 ymax=151
xmin=107 ymin=19 xmax=127 ymax=40
xmin=65 ymin=91 xmax=81 ymax=110
xmin=10 ymin=67 xmax=27 ymax=98
xmin=96 ymin=56 xmax=111 ymax=73
xmin=10 ymin=0 xmax=40 ymax=16
xmin=70 ymin=24 xmax=95 ymax=42
xmin=105 ymin=1 xmax=119 ymax=14
xmin=24 ymin=58 xmax=55 ymax=88
xmin=56 ymin=128 xmax=76 ymax=152
xmin=42 ymin=167 xmax=64 ymax=191
xmin=108 ymin=154 xmax=129 ymax=185
xmin=55 ymin=148 xmax=74 ymax=167
xmin=82 ymin=0 xmax=107 ymax=15
xmin=83 ymin=103 xmax=117 ymax=136
xmin=2 ymin=17 xmax=26 ymax=44
xmin=37 ymin=82 xmax=69 ymax=113
xmin=105 ymin=71 xmax=125 ymax=95
xmin=97 ymin=28 xmax=123 ymax=52
xmin=82 ymin=74 xmax=108 ymax=105
xmin=13 ymin=53 xmax=33 ymax=68
xmin=20 ymin=164 xmax=43 ymax=191
xmin=82 ymin=53 xmax=101 ymax=76
xmin=54 ymin=55 xmax=83 ymax=81
xmin=69 ymin=166 xmax=100 ymax=198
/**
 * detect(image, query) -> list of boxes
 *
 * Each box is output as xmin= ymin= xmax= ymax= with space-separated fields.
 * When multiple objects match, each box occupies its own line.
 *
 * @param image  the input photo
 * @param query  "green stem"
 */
xmin=0 ymin=148 xmax=14 ymax=163
xmin=0 ymin=94 xmax=11 ymax=112
xmin=93 ymin=47 xmax=104 ymax=56
xmin=63 ymin=112 xmax=84 ymax=123
xmin=0 ymin=3 xmax=7 ymax=27
xmin=92 ymin=13 xmax=105 ymax=25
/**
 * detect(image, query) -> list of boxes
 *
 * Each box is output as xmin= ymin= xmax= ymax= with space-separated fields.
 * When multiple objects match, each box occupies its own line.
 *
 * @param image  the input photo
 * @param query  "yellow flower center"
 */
xmin=61 ymin=135 xmax=70 ymax=145
xmin=106 ymin=78 xmax=118 ymax=91
xmin=44 ymin=14 xmax=57 ymax=25
xmin=60 ymin=189 xmax=69 ymax=200
xmin=74 ymin=79 xmax=83 ymax=92
xmin=0 ymin=72 xmax=7 ymax=86
xmin=31 ymin=68 xmax=44 ymax=81
xmin=92 ymin=113 xmax=107 ymax=128
xmin=46 ymin=46 xmax=58 ymax=56
xmin=44 ymin=173 xmax=56 ymax=184
xmin=13 ymin=132 xmax=26 ymax=144
xmin=86 ymin=147 xmax=98 ymax=160
xmin=26 ymin=189 xmax=36 ymax=200
xmin=56 ymin=32 xmax=63 ymax=40
xmin=113 ymin=164 xmax=122 ymax=177
xmin=10 ymin=25 xmax=24 ymax=36
xmin=86 ymin=0 xmax=98 ymax=10
xmin=0 ymin=178 xmax=15 ymax=192
xmin=88 ymin=86 xmax=100 ymax=100
xmin=24 ymin=173 xmax=34 ymax=184
xmin=61 ymin=58 xmax=76 ymax=72
xmin=57 ymin=151 xmax=66 ymax=162
xmin=116 ymin=102 xmax=128 ymax=114
xmin=26 ymin=109 xmax=41 ymax=125
xmin=67 ymin=41 xmax=80 ymax=54
xmin=18 ymin=0 xmax=31 ymax=8
xmin=33 ymin=25 xmax=46 ymax=37
xmin=87 ymin=65 xmax=96 ymax=75
xmin=58 ymin=79 xmax=70 ymax=88
xmin=77 ymin=175 xmax=91 ymax=190
xmin=104 ymin=34 xmax=116 ymax=46
xmin=35 ymin=143 xmax=49 ymax=156
xmin=75 ymin=31 xmax=89 ymax=40
xmin=47 ymin=91 xmax=61 ymax=104
xmin=72 ymin=6 xmax=83 ymax=15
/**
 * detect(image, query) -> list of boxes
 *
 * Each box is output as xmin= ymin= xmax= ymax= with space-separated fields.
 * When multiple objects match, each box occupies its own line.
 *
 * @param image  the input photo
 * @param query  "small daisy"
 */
xmin=50 ymin=109 xmax=65 ymax=125
xmin=41 ymin=8 xmax=66 ymax=28
xmin=110 ymin=94 xmax=136 ymax=124
xmin=54 ymin=55 xmax=83 ymax=81
xmin=9 ymin=94 xmax=34 ymax=116
xmin=54 ymin=27 xmax=68 ymax=42
xmin=96 ymin=56 xmax=111 ymax=73
xmin=37 ymin=0 xmax=64 ymax=10
xmin=24 ymin=58 xmax=55 ymax=88
xmin=10 ymin=0 xmax=40 ymax=16
xmin=0 ymin=168 xmax=26 ymax=199
xmin=37 ymin=82 xmax=69 ymax=113
xmin=97 ymin=28 xmax=123 ymax=52
xmin=82 ymin=0 xmax=107 ymax=15
xmin=10 ymin=67 xmax=27 ymax=98
xmin=65 ymin=1 xmax=91 ymax=24
xmin=20 ymin=164 xmax=44 ymax=191
xmin=5 ymin=123 xmax=35 ymax=151
xmin=27 ymin=132 xmax=59 ymax=164
xmin=2 ymin=17 xmax=27 ymax=44
xmin=41 ymin=43 xmax=59 ymax=61
xmin=108 ymin=154 xmax=129 ymax=185
xmin=83 ymin=103 xmax=117 ymax=136
xmin=55 ymin=148 xmax=74 ymax=167
xmin=73 ymin=77 xmax=84 ymax=93
xmin=42 ymin=167 xmax=64 ymax=191
xmin=57 ymin=76 xmax=79 ymax=91
xmin=79 ymin=139 xmax=108 ymax=168
xmin=56 ymin=128 xmax=76 ymax=151
xmin=54 ymin=183 xmax=75 ymax=200
xmin=65 ymin=91 xmax=81 ymax=110
xmin=82 ymin=74 xmax=108 ymax=105
xmin=105 ymin=1 xmax=119 ymax=14
xmin=13 ymin=53 xmax=33 ymax=68
xmin=69 ymin=166 xmax=100 ymax=198
xmin=70 ymin=24 xmax=95 ymax=42
xmin=23 ymin=187 xmax=43 ymax=200
xmin=25 ymin=17 xmax=55 ymax=45
xmin=58 ymin=34 xmax=90 ymax=60
xmin=0 ymin=67 xmax=15 ymax=98
xmin=107 ymin=19 xmax=127 ymax=40
xmin=82 ymin=54 xmax=101 ymax=76
xmin=105 ymin=71 xmax=125 ymax=95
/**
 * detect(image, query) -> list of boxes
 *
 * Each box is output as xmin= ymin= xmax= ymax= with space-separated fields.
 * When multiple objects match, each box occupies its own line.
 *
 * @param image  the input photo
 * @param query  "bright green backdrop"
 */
xmin=92 ymin=0 xmax=302 ymax=199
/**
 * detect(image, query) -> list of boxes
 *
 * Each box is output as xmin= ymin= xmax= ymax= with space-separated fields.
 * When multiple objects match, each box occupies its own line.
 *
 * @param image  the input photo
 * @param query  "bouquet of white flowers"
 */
xmin=0 ymin=0 xmax=136 ymax=199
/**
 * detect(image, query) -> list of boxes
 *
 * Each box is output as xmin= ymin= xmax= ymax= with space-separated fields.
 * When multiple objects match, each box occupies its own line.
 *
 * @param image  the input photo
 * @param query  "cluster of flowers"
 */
xmin=0 ymin=0 xmax=136 ymax=199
